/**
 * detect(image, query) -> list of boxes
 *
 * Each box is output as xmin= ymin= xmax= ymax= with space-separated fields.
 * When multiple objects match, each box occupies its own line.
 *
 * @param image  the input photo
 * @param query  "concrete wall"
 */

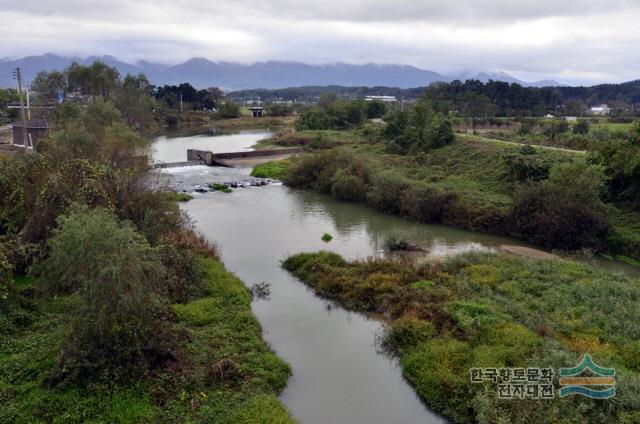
xmin=188 ymin=148 xmax=302 ymax=166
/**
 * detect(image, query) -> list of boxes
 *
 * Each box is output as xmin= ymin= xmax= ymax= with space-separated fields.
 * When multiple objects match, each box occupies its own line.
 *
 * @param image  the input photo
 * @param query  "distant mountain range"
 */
xmin=0 ymin=53 xmax=564 ymax=91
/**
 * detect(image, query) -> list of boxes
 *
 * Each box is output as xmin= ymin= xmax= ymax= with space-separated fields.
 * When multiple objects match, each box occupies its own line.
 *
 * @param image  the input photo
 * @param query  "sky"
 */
xmin=0 ymin=0 xmax=639 ymax=85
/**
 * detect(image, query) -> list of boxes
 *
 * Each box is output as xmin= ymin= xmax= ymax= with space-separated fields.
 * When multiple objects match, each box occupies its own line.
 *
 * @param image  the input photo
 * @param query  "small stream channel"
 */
xmin=153 ymin=129 xmax=637 ymax=424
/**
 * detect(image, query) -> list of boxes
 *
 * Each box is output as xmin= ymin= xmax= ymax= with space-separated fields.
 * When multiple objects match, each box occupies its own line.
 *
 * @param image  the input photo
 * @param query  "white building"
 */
xmin=590 ymin=104 xmax=611 ymax=115
xmin=365 ymin=95 xmax=397 ymax=103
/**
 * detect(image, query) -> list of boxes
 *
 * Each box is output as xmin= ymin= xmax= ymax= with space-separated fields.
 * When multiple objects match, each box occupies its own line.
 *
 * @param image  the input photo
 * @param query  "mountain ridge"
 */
xmin=0 ymin=53 xmax=564 ymax=90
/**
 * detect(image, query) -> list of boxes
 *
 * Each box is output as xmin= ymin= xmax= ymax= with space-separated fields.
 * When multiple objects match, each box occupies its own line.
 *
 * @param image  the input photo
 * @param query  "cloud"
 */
xmin=0 ymin=0 xmax=639 ymax=84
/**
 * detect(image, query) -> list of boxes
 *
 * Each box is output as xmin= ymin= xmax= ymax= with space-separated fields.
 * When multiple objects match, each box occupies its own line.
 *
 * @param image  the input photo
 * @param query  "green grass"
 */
xmin=168 ymin=191 xmax=194 ymax=202
xmin=250 ymin=160 xmax=292 ymax=179
xmin=209 ymin=183 xmax=233 ymax=193
xmin=283 ymin=250 xmax=640 ymax=423
xmin=0 ymin=257 xmax=296 ymax=423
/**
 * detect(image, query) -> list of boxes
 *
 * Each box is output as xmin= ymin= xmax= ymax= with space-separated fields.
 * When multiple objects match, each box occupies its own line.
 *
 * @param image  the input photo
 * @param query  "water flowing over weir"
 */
xmin=152 ymin=130 xmax=638 ymax=424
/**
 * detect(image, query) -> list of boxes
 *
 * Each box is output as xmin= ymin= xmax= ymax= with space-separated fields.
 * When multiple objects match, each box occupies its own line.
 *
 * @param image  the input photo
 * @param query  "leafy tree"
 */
xmin=297 ymin=109 xmax=331 ymax=130
xmin=459 ymin=91 xmax=497 ymax=134
xmin=66 ymin=61 xmax=120 ymax=99
xmin=383 ymin=101 xmax=454 ymax=153
xmin=31 ymin=71 xmax=67 ymax=104
xmin=41 ymin=207 xmax=174 ymax=383
xmin=366 ymin=100 xmax=386 ymax=119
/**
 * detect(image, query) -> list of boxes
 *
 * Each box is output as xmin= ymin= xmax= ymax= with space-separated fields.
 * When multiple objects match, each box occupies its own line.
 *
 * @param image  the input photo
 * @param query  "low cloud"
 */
xmin=0 ymin=0 xmax=638 ymax=84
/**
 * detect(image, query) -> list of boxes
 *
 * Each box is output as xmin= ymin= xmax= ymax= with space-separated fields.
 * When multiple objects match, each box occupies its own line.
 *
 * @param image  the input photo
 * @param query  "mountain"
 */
xmin=450 ymin=71 xmax=563 ymax=87
xmin=0 ymin=53 xmax=563 ymax=90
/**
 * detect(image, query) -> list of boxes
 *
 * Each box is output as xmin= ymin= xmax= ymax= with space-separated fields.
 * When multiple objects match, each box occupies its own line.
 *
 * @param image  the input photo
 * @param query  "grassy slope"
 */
xmin=0 ymin=257 xmax=295 ymax=424
xmin=277 ymin=129 xmax=640 ymax=259
xmin=283 ymin=251 xmax=640 ymax=423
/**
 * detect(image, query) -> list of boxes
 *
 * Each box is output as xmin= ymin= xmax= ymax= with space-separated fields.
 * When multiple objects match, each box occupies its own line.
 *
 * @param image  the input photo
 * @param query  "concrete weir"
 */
xmin=186 ymin=147 xmax=302 ymax=168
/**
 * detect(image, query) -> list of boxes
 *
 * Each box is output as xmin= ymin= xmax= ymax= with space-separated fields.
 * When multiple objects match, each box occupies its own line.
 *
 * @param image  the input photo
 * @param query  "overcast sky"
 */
xmin=1 ymin=0 xmax=639 ymax=85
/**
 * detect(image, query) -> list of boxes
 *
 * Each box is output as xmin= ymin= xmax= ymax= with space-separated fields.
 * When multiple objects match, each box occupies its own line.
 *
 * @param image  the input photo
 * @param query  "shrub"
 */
xmin=398 ymin=183 xmax=452 ymax=222
xmin=41 ymin=207 xmax=176 ymax=384
xmin=573 ymin=119 xmax=590 ymax=135
xmin=297 ymin=109 xmax=331 ymax=130
xmin=365 ymin=171 xmax=409 ymax=214
xmin=510 ymin=162 xmax=610 ymax=250
xmin=502 ymin=147 xmax=551 ymax=182
xmin=156 ymin=244 xmax=204 ymax=303
xmin=216 ymin=101 xmax=241 ymax=119
xmin=321 ymin=233 xmax=333 ymax=242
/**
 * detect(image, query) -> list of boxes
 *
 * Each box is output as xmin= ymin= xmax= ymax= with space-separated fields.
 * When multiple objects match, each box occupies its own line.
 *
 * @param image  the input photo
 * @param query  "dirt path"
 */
xmin=458 ymin=133 xmax=586 ymax=155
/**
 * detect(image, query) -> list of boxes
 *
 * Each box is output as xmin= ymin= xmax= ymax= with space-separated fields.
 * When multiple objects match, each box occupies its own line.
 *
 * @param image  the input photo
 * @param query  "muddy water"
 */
xmin=153 ymin=131 xmax=637 ymax=424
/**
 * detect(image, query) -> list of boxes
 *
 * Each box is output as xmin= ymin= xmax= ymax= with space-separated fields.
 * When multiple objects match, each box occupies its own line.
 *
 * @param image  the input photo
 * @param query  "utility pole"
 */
xmin=13 ymin=67 xmax=28 ymax=148
xmin=26 ymin=87 xmax=31 ymax=120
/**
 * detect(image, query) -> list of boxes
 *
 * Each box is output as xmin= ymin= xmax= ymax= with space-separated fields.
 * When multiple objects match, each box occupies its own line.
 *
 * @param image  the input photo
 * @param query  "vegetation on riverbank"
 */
xmin=277 ymin=115 xmax=640 ymax=259
xmin=283 ymin=251 xmax=640 ymax=423
xmin=0 ymin=64 xmax=295 ymax=422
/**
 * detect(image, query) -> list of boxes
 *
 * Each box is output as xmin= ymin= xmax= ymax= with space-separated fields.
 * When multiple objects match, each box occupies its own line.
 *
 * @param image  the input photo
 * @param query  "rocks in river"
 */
xmin=199 ymin=179 xmax=274 ymax=193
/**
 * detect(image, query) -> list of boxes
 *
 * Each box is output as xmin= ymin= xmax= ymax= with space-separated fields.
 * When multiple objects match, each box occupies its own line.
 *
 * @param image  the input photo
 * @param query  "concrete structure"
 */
xmin=12 ymin=119 xmax=51 ymax=149
xmin=187 ymin=148 xmax=302 ymax=167
xmin=248 ymin=106 xmax=264 ymax=118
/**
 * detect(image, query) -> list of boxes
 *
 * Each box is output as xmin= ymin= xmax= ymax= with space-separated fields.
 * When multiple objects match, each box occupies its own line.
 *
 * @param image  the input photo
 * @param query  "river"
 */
xmin=152 ymin=129 xmax=637 ymax=424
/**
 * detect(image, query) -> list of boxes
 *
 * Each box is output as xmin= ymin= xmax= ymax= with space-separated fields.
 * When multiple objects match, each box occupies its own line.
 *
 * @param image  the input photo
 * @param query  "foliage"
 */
xmin=502 ymin=145 xmax=551 ymax=182
xmin=574 ymin=119 xmax=591 ymax=135
xmin=210 ymin=183 xmax=232 ymax=193
xmin=321 ymin=233 xmax=333 ymax=242
xmin=284 ymin=250 xmax=640 ymax=423
xmin=40 ymin=207 xmax=173 ymax=383
xmin=250 ymin=160 xmax=291 ymax=179
xmin=216 ymin=101 xmax=242 ymax=119
xmin=510 ymin=162 xmax=610 ymax=250
xmin=383 ymin=101 xmax=454 ymax=154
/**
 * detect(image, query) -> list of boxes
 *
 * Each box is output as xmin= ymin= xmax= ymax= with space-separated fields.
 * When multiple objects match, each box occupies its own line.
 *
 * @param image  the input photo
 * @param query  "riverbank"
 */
xmin=283 ymin=250 xmax=640 ymax=423
xmin=257 ymin=129 xmax=640 ymax=261
xmin=0 ymin=255 xmax=295 ymax=423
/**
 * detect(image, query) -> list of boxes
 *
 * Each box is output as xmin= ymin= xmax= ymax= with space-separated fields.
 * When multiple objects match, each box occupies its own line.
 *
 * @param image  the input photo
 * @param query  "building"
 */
xmin=563 ymin=116 xmax=578 ymax=122
xmin=590 ymin=104 xmax=611 ymax=115
xmin=12 ymin=119 xmax=51 ymax=149
xmin=248 ymin=106 xmax=263 ymax=118
xmin=365 ymin=95 xmax=397 ymax=103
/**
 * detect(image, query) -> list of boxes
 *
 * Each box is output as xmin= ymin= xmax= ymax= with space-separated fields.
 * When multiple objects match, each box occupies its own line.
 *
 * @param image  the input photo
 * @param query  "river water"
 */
xmin=153 ymin=130 xmax=637 ymax=424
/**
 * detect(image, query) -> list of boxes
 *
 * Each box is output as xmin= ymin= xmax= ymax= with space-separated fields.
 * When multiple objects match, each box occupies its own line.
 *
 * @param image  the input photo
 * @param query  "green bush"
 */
xmin=510 ymin=162 xmax=610 ymax=250
xmin=41 ymin=207 xmax=175 ymax=384
xmin=216 ymin=101 xmax=241 ymax=119
xmin=156 ymin=244 xmax=204 ymax=303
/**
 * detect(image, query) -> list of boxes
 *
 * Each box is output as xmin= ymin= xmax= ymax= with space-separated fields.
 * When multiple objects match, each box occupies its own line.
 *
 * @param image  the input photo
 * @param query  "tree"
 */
xmin=366 ymin=100 xmax=386 ymax=119
xmin=459 ymin=91 xmax=497 ymax=134
xmin=41 ymin=207 xmax=174 ymax=383
xmin=31 ymin=71 xmax=67 ymax=104
xmin=116 ymin=74 xmax=155 ymax=127
xmin=383 ymin=101 xmax=454 ymax=154
xmin=66 ymin=61 xmax=120 ymax=99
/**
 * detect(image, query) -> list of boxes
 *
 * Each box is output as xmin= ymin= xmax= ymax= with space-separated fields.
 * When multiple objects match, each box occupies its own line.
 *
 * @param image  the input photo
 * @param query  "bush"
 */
xmin=366 ymin=171 xmax=409 ymax=214
xmin=573 ymin=119 xmax=590 ymax=135
xmin=398 ymin=183 xmax=452 ymax=222
xmin=510 ymin=163 xmax=610 ymax=250
xmin=384 ymin=102 xmax=454 ymax=154
xmin=502 ymin=146 xmax=551 ymax=182
xmin=156 ymin=244 xmax=204 ymax=303
xmin=216 ymin=101 xmax=241 ymax=119
xmin=41 ymin=207 xmax=176 ymax=383
xmin=297 ymin=109 xmax=332 ymax=130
